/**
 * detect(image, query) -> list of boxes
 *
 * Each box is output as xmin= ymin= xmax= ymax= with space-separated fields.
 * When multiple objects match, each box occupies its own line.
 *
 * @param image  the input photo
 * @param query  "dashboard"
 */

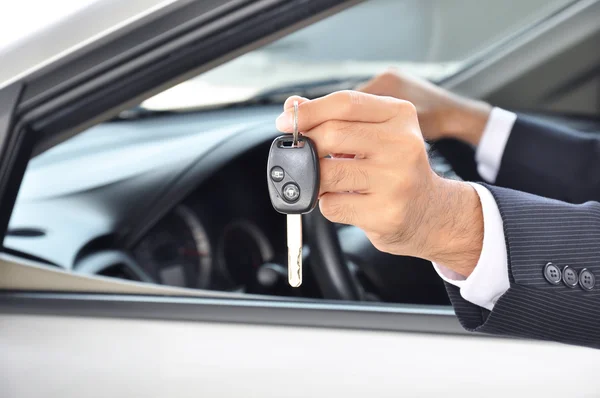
xmin=128 ymin=142 xmax=291 ymax=294
xmin=4 ymin=103 xmax=463 ymax=303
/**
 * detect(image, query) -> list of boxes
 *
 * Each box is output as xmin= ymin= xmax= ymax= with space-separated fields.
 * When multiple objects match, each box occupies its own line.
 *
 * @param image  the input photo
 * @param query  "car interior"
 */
xmin=3 ymin=0 xmax=600 ymax=307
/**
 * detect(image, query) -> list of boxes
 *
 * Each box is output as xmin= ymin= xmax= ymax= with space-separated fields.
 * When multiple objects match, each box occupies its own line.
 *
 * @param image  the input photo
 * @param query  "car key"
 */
xmin=267 ymin=101 xmax=320 ymax=287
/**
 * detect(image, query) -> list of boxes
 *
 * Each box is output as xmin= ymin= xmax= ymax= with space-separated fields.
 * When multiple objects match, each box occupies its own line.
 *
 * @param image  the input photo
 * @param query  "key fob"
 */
xmin=267 ymin=135 xmax=320 ymax=214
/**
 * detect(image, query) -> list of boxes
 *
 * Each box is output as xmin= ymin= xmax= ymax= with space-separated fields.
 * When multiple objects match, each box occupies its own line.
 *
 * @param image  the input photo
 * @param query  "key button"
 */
xmin=282 ymin=183 xmax=300 ymax=203
xmin=544 ymin=262 xmax=562 ymax=285
xmin=270 ymin=166 xmax=285 ymax=182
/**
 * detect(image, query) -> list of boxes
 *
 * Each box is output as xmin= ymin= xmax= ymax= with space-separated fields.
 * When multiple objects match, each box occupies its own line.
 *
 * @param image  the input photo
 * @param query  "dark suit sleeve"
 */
xmin=495 ymin=114 xmax=600 ymax=203
xmin=447 ymin=183 xmax=600 ymax=349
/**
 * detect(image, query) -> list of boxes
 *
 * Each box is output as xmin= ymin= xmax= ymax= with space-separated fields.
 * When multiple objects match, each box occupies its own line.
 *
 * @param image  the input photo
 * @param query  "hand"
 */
xmin=275 ymin=91 xmax=483 ymax=276
xmin=356 ymin=69 xmax=492 ymax=146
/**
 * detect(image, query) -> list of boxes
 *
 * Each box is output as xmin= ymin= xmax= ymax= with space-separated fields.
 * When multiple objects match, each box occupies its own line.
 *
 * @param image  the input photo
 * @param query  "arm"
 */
xmin=448 ymin=184 xmax=600 ymax=349
xmin=495 ymin=114 xmax=600 ymax=203
xmin=358 ymin=70 xmax=600 ymax=204
xmin=440 ymin=110 xmax=600 ymax=347
xmin=357 ymin=71 xmax=517 ymax=312
xmin=275 ymin=90 xmax=600 ymax=349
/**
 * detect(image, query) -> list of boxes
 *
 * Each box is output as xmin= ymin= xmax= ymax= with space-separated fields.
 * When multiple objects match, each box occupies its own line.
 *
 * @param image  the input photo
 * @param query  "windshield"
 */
xmin=141 ymin=0 xmax=576 ymax=111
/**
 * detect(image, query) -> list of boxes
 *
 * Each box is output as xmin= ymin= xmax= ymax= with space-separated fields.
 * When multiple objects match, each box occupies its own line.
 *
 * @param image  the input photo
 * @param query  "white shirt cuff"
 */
xmin=432 ymin=183 xmax=509 ymax=311
xmin=475 ymin=107 xmax=517 ymax=183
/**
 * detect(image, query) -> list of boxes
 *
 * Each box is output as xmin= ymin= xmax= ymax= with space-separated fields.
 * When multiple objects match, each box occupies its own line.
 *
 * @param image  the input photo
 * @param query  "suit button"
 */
xmin=544 ymin=262 xmax=562 ymax=285
xmin=579 ymin=268 xmax=595 ymax=291
xmin=562 ymin=266 xmax=578 ymax=288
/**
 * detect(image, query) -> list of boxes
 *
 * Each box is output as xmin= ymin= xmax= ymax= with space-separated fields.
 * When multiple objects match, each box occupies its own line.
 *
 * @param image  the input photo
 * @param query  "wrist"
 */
xmin=425 ymin=178 xmax=484 ymax=277
xmin=440 ymin=96 xmax=492 ymax=146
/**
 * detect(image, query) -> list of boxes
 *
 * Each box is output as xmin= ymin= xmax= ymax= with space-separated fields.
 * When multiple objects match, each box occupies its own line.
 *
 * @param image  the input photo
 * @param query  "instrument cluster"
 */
xmin=131 ymin=142 xmax=289 ymax=293
xmin=133 ymin=205 xmax=278 ymax=292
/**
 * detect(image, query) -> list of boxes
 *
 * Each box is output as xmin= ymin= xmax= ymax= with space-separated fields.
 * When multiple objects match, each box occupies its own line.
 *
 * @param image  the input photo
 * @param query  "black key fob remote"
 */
xmin=267 ymin=135 xmax=320 ymax=214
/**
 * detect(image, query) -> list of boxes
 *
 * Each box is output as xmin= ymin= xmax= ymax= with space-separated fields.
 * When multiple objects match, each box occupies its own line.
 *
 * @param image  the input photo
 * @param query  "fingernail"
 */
xmin=275 ymin=111 xmax=293 ymax=132
xmin=284 ymin=96 xmax=308 ymax=110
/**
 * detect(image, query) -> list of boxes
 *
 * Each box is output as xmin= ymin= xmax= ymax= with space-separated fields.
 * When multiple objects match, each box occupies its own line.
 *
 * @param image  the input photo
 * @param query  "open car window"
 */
xmin=3 ymin=0 xmax=581 ymax=304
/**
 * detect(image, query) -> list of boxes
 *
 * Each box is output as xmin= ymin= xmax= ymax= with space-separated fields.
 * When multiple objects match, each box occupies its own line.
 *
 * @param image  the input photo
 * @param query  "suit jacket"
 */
xmin=447 ymin=114 xmax=600 ymax=349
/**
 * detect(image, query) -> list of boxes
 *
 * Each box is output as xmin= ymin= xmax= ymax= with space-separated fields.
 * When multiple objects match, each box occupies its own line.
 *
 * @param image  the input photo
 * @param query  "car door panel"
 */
xmin=1 ymin=313 xmax=599 ymax=397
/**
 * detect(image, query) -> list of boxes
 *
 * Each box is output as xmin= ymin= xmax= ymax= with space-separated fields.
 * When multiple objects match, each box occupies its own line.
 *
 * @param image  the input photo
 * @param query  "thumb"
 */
xmin=283 ymin=95 xmax=309 ymax=111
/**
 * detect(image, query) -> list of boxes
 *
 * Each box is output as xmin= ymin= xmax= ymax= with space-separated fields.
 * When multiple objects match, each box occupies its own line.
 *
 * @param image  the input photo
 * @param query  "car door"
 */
xmin=1 ymin=0 xmax=600 ymax=397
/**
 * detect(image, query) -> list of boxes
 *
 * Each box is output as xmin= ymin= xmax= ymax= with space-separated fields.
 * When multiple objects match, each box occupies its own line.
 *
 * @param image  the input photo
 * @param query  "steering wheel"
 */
xmin=303 ymin=206 xmax=363 ymax=301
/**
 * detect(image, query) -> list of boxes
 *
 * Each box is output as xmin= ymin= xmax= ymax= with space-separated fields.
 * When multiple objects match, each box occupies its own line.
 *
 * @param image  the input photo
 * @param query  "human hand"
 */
xmin=356 ymin=69 xmax=492 ymax=146
xmin=276 ymin=91 xmax=483 ymax=276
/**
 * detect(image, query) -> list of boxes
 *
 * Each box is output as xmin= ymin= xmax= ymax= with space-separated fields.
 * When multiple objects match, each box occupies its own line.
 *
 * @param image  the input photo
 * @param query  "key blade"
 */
xmin=287 ymin=214 xmax=302 ymax=287
xmin=288 ymin=246 xmax=302 ymax=287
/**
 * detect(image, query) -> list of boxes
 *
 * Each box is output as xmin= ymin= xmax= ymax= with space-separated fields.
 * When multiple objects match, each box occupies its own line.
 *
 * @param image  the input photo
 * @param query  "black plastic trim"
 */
xmin=0 ymin=83 xmax=27 ymax=244
xmin=0 ymin=292 xmax=478 ymax=336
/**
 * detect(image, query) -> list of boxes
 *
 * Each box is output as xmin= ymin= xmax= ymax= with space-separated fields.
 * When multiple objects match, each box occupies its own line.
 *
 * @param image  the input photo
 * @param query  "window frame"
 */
xmin=0 ymin=0 xmax=598 ymax=340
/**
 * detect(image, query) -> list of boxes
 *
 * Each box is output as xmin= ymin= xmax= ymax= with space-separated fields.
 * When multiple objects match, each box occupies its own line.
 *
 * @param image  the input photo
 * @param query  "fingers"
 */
xmin=319 ymin=158 xmax=372 ymax=194
xmin=282 ymin=96 xmax=361 ymax=158
xmin=303 ymin=120 xmax=381 ymax=158
xmin=319 ymin=192 xmax=365 ymax=226
xmin=283 ymin=96 xmax=309 ymax=110
xmin=276 ymin=90 xmax=402 ymax=133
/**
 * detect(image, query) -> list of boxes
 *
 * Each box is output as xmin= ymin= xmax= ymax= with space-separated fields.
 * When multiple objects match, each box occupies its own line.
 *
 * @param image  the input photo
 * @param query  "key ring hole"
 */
xmin=293 ymin=100 xmax=299 ymax=146
xmin=277 ymin=139 xmax=305 ymax=148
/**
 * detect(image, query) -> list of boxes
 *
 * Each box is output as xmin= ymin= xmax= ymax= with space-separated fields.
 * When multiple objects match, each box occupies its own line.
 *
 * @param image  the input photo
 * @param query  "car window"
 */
xmin=4 ymin=0 xmax=577 ymax=304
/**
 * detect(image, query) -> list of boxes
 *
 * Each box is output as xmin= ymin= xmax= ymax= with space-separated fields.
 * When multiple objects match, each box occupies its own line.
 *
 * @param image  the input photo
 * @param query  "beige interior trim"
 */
xmin=0 ymin=253 xmax=253 ymax=298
